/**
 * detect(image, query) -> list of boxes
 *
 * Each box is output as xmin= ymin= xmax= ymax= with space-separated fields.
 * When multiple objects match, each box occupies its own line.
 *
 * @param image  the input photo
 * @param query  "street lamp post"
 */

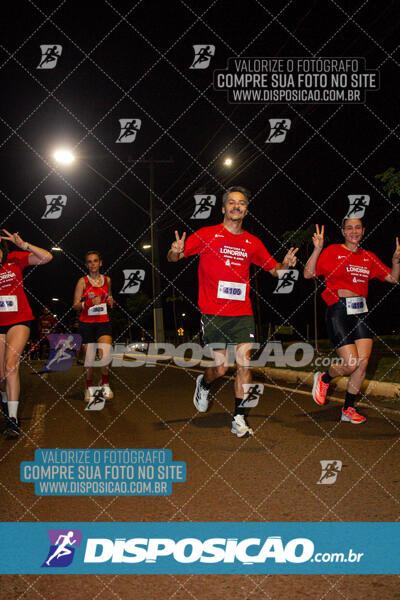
xmin=53 ymin=149 xmax=172 ymax=343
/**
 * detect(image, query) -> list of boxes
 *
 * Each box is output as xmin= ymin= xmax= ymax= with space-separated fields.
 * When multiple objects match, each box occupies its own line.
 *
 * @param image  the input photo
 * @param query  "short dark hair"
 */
xmin=222 ymin=186 xmax=251 ymax=206
xmin=85 ymin=250 xmax=102 ymax=261
xmin=341 ymin=217 xmax=364 ymax=229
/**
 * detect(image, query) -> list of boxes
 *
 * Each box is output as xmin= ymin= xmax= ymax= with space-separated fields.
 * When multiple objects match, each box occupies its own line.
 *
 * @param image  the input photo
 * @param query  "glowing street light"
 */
xmin=223 ymin=157 xmax=233 ymax=167
xmin=51 ymin=246 xmax=62 ymax=251
xmin=142 ymin=244 xmax=151 ymax=250
xmin=53 ymin=149 xmax=75 ymax=165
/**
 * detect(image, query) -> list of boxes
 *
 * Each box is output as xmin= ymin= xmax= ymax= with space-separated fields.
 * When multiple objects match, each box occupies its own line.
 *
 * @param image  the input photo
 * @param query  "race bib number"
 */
xmin=0 ymin=295 xmax=18 ymax=312
xmin=217 ymin=281 xmax=246 ymax=301
xmin=345 ymin=296 xmax=368 ymax=315
xmin=88 ymin=303 xmax=108 ymax=316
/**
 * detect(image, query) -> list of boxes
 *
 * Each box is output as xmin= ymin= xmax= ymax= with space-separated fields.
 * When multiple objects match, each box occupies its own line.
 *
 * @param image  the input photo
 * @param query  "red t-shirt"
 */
xmin=183 ymin=224 xmax=277 ymax=316
xmin=0 ymin=251 xmax=34 ymax=325
xmin=38 ymin=314 xmax=57 ymax=337
xmin=315 ymin=244 xmax=391 ymax=305
xmin=79 ymin=275 xmax=110 ymax=323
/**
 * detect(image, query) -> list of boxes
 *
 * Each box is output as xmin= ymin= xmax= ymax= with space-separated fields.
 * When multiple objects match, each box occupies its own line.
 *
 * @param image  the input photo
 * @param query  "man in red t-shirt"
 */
xmin=168 ymin=186 xmax=298 ymax=437
xmin=38 ymin=307 xmax=57 ymax=359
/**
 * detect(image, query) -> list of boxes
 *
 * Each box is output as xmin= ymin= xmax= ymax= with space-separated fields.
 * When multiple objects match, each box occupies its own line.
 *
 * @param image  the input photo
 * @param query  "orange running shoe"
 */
xmin=312 ymin=372 xmax=329 ymax=406
xmin=341 ymin=406 xmax=366 ymax=424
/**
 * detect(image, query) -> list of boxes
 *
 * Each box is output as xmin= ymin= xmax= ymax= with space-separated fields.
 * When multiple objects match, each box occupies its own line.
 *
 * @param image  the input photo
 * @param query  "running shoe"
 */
xmin=231 ymin=414 xmax=254 ymax=438
xmin=3 ymin=417 xmax=19 ymax=439
xmin=193 ymin=375 xmax=210 ymax=412
xmin=312 ymin=372 xmax=330 ymax=406
xmin=341 ymin=406 xmax=366 ymax=424
xmin=102 ymin=384 xmax=114 ymax=400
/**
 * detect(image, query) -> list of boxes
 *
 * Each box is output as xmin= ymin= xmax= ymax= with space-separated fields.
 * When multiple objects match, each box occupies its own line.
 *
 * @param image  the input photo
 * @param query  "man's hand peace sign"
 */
xmin=171 ymin=231 xmax=186 ymax=254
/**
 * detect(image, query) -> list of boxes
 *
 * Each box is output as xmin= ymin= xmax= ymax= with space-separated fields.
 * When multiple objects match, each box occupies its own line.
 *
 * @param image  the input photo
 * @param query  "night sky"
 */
xmin=1 ymin=0 xmax=399 ymax=341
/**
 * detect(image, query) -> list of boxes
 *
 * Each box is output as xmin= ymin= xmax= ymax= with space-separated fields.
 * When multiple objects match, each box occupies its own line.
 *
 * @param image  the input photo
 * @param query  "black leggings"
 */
xmin=326 ymin=299 xmax=373 ymax=349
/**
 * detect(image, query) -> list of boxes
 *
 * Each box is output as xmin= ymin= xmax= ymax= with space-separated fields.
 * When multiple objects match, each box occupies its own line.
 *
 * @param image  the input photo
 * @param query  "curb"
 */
xmin=254 ymin=367 xmax=400 ymax=399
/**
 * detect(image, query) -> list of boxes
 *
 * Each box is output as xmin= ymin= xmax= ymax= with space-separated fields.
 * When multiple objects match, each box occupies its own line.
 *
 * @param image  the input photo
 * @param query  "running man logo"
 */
xmin=317 ymin=460 xmax=343 ymax=485
xmin=239 ymin=383 xmax=264 ymax=408
xmin=190 ymin=45 xmax=216 ymax=69
xmin=345 ymin=195 xmax=370 ymax=220
xmin=273 ymin=269 xmax=299 ymax=294
xmin=191 ymin=194 xmax=216 ymax=219
xmin=42 ymin=529 xmax=82 ymax=567
xmin=120 ymin=269 xmax=145 ymax=294
xmin=85 ymin=386 xmax=106 ymax=411
xmin=266 ymin=119 xmax=291 ymax=143
xmin=40 ymin=334 xmax=82 ymax=373
xmin=37 ymin=45 xmax=62 ymax=69
xmin=42 ymin=195 xmax=67 ymax=219
xmin=116 ymin=119 xmax=142 ymax=143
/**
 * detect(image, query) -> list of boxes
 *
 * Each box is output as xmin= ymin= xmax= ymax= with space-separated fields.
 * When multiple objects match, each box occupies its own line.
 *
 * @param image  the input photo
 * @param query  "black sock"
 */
xmin=322 ymin=372 xmax=333 ymax=384
xmin=200 ymin=375 xmax=210 ymax=390
xmin=344 ymin=392 xmax=357 ymax=410
xmin=234 ymin=397 xmax=245 ymax=416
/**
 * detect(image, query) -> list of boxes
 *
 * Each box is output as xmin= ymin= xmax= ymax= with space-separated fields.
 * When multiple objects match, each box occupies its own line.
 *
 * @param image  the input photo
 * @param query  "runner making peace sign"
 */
xmin=304 ymin=219 xmax=400 ymax=424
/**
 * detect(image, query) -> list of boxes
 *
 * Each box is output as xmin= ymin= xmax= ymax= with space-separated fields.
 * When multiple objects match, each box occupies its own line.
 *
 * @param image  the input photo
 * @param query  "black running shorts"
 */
xmin=326 ymin=298 xmax=373 ymax=349
xmin=0 ymin=320 xmax=33 ymax=334
xmin=78 ymin=321 xmax=112 ymax=344
xmin=201 ymin=314 xmax=256 ymax=345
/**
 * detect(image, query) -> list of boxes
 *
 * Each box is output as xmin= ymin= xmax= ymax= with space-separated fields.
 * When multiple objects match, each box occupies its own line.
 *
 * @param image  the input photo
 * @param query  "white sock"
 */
xmin=1 ymin=391 xmax=7 ymax=403
xmin=7 ymin=401 xmax=18 ymax=420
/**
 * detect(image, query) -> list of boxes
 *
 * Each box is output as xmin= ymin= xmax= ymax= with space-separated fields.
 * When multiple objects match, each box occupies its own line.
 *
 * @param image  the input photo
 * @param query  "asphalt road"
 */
xmin=0 ymin=361 xmax=399 ymax=599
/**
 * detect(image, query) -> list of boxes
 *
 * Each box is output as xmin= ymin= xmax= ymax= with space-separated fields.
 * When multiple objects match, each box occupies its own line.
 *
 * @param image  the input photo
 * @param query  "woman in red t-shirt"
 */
xmin=0 ymin=230 xmax=52 ymax=438
xmin=73 ymin=251 xmax=114 ymax=403
xmin=304 ymin=219 xmax=400 ymax=424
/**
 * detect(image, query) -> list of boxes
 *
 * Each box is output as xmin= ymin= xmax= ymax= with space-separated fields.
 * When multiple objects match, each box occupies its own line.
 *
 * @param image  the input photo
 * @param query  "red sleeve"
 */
xmin=368 ymin=252 xmax=391 ymax=281
xmin=251 ymin=239 xmax=278 ymax=272
xmin=183 ymin=228 xmax=208 ymax=258
xmin=315 ymin=247 xmax=332 ymax=277
xmin=12 ymin=251 xmax=31 ymax=270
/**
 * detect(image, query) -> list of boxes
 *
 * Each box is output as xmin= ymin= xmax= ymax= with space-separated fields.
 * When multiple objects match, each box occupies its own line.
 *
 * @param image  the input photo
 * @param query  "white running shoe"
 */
xmin=193 ymin=375 xmax=210 ymax=412
xmin=102 ymin=384 xmax=114 ymax=400
xmin=231 ymin=414 xmax=254 ymax=438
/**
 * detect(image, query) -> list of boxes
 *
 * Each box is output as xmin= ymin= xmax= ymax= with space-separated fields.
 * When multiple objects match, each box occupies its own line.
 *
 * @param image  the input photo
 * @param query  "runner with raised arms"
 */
xmin=168 ymin=186 xmax=298 ymax=437
xmin=304 ymin=219 xmax=400 ymax=423
xmin=0 ymin=230 xmax=53 ymax=438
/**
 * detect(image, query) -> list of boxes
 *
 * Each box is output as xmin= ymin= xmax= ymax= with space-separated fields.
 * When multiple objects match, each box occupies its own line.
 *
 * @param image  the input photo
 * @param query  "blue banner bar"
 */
xmin=0 ymin=522 xmax=399 ymax=574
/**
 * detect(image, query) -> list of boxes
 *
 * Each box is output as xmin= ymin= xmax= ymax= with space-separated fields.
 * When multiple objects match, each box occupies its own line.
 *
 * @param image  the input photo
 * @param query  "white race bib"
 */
xmin=0 ymin=295 xmax=18 ymax=312
xmin=217 ymin=281 xmax=246 ymax=301
xmin=88 ymin=303 xmax=108 ymax=316
xmin=345 ymin=296 xmax=368 ymax=315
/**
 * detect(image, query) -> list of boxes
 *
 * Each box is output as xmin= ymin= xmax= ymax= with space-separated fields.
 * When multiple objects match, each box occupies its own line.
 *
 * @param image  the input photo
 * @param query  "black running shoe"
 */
xmin=4 ymin=417 xmax=19 ymax=439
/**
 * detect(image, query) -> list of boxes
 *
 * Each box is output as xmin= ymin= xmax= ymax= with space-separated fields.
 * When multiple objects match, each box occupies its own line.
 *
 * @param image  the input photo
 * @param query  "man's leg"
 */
xmin=231 ymin=343 xmax=254 ymax=437
xmin=193 ymin=349 xmax=228 ymax=412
